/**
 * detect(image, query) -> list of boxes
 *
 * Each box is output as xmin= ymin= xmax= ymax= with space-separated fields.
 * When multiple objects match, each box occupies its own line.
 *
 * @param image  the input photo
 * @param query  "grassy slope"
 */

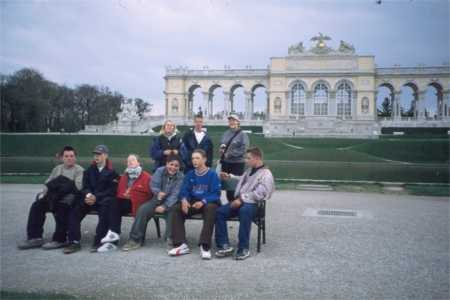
xmin=1 ymin=134 xmax=449 ymax=183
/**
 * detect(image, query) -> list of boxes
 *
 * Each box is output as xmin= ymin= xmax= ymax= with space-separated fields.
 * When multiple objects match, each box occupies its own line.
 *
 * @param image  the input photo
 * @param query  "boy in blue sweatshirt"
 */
xmin=168 ymin=149 xmax=221 ymax=260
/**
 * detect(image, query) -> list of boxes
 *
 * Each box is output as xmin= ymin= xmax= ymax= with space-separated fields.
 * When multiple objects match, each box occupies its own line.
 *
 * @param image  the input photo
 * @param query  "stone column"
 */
xmin=244 ymin=91 xmax=252 ymax=120
xmin=208 ymin=93 xmax=214 ymax=119
xmin=201 ymin=91 xmax=209 ymax=118
xmin=374 ymin=90 xmax=379 ymax=120
xmin=437 ymin=89 xmax=444 ymax=119
xmin=265 ymin=90 xmax=271 ymax=120
xmin=305 ymin=91 xmax=313 ymax=116
xmin=250 ymin=92 xmax=255 ymax=120
xmin=285 ymin=91 xmax=291 ymax=118
xmin=223 ymin=91 xmax=231 ymax=118
xmin=351 ymin=91 xmax=358 ymax=120
xmin=329 ymin=91 xmax=336 ymax=117
xmin=443 ymin=90 xmax=450 ymax=118
xmin=393 ymin=91 xmax=401 ymax=120
xmin=417 ymin=91 xmax=426 ymax=120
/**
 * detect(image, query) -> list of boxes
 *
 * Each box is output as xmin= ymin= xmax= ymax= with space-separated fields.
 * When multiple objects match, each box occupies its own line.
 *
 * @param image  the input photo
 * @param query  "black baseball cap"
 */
xmin=93 ymin=145 xmax=109 ymax=155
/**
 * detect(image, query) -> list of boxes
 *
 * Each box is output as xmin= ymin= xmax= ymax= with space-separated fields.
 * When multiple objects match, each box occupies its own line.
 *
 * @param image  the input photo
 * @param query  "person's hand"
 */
xmin=85 ymin=193 xmax=96 ymax=206
xmin=220 ymin=172 xmax=230 ymax=181
xmin=192 ymin=201 xmax=204 ymax=210
xmin=157 ymin=192 xmax=167 ymax=200
xmin=181 ymin=199 xmax=190 ymax=215
xmin=163 ymin=150 xmax=171 ymax=156
xmin=230 ymin=198 xmax=242 ymax=209
xmin=172 ymin=150 xmax=178 ymax=155
xmin=123 ymin=188 xmax=131 ymax=199
xmin=155 ymin=205 xmax=166 ymax=214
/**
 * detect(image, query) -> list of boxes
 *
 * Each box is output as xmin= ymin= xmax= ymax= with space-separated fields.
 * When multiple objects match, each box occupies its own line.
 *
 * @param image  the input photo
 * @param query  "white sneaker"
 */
xmin=97 ymin=242 xmax=117 ymax=253
xmin=200 ymin=245 xmax=212 ymax=260
xmin=168 ymin=243 xmax=190 ymax=256
xmin=100 ymin=230 xmax=120 ymax=244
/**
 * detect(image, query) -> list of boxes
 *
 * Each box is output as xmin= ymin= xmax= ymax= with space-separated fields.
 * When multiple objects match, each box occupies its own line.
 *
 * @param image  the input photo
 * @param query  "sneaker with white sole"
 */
xmin=200 ymin=245 xmax=212 ymax=260
xmin=97 ymin=242 xmax=117 ymax=253
xmin=100 ymin=230 xmax=120 ymax=244
xmin=235 ymin=248 xmax=250 ymax=260
xmin=215 ymin=244 xmax=234 ymax=258
xmin=168 ymin=243 xmax=190 ymax=256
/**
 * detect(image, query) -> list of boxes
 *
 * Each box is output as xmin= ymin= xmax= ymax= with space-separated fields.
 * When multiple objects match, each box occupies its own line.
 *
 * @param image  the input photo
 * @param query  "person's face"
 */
xmin=94 ymin=153 xmax=107 ymax=165
xmin=194 ymin=118 xmax=203 ymax=130
xmin=245 ymin=153 xmax=260 ymax=168
xmin=166 ymin=160 xmax=180 ymax=175
xmin=164 ymin=122 xmax=175 ymax=135
xmin=228 ymin=118 xmax=238 ymax=129
xmin=62 ymin=151 xmax=76 ymax=167
xmin=127 ymin=155 xmax=140 ymax=169
xmin=192 ymin=152 xmax=206 ymax=169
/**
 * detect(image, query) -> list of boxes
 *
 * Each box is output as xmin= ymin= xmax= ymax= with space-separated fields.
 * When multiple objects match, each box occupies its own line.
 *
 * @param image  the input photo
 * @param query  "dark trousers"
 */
xmin=26 ymin=195 xmax=70 ymax=243
xmin=67 ymin=196 xmax=116 ymax=245
xmin=221 ymin=161 xmax=245 ymax=201
xmin=215 ymin=202 xmax=256 ymax=250
xmin=171 ymin=201 xmax=218 ymax=247
xmin=108 ymin=198 xmax=132 ymax=235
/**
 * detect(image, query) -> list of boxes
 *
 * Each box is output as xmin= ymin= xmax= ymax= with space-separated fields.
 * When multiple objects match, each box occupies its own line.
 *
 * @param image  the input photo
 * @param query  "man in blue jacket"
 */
xmin=168 ymin=149 xmax=221 ymax=260
xmin=181 ymin=114 xmax=213 ymax=173
xmin=64 ymin=145 xmax=119 ymax=254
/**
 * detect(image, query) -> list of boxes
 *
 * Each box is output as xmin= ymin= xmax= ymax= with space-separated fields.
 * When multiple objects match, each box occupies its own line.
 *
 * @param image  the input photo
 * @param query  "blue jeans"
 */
xmin=215 ymin=202 xmax=256 ymax=250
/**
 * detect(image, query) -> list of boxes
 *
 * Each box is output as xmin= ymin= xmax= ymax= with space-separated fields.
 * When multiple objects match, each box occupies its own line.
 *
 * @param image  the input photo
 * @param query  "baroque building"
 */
xmin=164 ymin=34 xmax=449 ymax=137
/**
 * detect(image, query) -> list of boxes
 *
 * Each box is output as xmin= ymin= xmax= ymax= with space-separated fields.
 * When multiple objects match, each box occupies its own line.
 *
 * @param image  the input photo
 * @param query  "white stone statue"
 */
xmin=288 ymin=42 xmax=304 ymax=55
xmin=117 ymin=99 xmax=139 ymax=122
xmin=338 ymin=40 xmax=355 ymax=54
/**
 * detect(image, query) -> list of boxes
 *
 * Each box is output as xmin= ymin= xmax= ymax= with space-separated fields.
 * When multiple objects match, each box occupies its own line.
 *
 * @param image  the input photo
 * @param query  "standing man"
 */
xmin=215 ymin=147 xmax=274 ymax=260
xmin=219 ymin=113 xmax=249 ymax=202
xmin=181 ymin=114 xmax=213 ymax=173
xmin=18 ymin=146 xmax=84 ymax=250
xmin=64 ymin=145 xmax=119 ymax=254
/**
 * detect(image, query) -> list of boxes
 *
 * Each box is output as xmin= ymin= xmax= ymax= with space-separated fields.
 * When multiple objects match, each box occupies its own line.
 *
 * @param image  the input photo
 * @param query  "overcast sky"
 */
xmin=1 ymin=0 xmax=449 ymax=114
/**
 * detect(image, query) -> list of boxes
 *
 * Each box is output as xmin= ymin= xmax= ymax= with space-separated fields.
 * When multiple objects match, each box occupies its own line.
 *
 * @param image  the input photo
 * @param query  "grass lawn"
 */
xmin=1 ymin=133 xmax=449 ymax=184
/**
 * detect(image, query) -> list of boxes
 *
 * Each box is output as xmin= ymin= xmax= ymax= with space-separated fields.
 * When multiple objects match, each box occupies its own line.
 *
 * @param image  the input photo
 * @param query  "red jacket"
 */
xmin=116 ymin=171 xmax=153 ymax=216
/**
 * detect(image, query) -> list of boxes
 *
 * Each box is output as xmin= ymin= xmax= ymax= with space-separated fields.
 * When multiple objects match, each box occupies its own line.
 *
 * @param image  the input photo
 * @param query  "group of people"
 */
xmin=18 ymin=113 xmax=275 ymax=260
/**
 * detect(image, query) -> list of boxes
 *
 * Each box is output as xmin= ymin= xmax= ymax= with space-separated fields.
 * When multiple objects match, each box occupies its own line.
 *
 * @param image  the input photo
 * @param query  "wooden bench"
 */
xmin=86 ymin=200 xmax=267 ymax=252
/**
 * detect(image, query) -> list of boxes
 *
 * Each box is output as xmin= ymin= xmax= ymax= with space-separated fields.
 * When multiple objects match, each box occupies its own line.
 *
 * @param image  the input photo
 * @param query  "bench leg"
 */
xmin=257 ymin=222 xmax=262 ymax=253
xmin=262 ymin=219 xmax=266 ymax=245
xmin=154 ymin=217 xmax=161 ymax=239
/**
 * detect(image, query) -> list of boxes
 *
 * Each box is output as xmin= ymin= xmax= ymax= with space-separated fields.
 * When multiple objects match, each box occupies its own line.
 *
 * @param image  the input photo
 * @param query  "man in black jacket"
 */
xmin=64 ymin=145 xmax=119 ymax=254
xmin=181 ymin=114 xmax=213 ymax=173
xmin=18 ymin=146 xmax=83 ymax=250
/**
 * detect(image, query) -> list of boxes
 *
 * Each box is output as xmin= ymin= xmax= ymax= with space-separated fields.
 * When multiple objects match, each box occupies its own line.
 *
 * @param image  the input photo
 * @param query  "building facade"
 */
xmin=164 ymin=34 xmax=450 ymax=137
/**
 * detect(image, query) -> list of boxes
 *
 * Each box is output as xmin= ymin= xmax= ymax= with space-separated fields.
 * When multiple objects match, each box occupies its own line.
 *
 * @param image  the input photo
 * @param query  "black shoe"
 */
xmin=63 ymin=242 xmax=81 ymax=254
xmin=235 ymin=248 xmax=250 ymax=260
xmin=18 ymin=238 xmax=44 ymax=250
xmin=89 ymin=244 xmax=100 ymax=253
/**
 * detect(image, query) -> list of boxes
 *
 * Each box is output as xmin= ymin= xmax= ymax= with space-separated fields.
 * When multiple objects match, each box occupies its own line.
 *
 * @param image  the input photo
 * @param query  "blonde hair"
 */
xmin=127 ymin=153 xmax=140 ymax=162
xmin=159 ymin=120 xmax=177 ymax=135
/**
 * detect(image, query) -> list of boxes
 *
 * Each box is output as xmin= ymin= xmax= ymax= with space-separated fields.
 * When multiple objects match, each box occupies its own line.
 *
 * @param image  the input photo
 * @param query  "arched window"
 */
xmin=361 ymin=97 xmax=369 ymax=114
xmin=172 ymin=98 xmax=179 ymax=113
xmin=290 ymin=83 xmax=305 ymax=115
xmin=314 ymin=83 xmax=328 ymax=115
xmin=336 ymin=82 xmax=352 ymax=117
xmin=274 ymin=97 xmax=282 ymax=113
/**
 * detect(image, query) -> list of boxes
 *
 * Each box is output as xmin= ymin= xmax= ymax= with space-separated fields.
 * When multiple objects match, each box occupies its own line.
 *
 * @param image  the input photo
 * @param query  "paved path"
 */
xmin=1 ymin=184 xmax=448 ymax=299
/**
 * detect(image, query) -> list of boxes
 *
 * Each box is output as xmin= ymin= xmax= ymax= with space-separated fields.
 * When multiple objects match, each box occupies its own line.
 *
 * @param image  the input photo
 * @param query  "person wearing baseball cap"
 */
xmin=64 ymin=144 xmax=119 ymax=254
xmin=218 ymin=113 xmax=249 ymax=202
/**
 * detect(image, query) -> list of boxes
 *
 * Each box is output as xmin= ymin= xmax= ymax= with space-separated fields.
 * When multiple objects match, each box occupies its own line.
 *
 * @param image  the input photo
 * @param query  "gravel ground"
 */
xmin=1 ymin=184 xmax=449 ymax=300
